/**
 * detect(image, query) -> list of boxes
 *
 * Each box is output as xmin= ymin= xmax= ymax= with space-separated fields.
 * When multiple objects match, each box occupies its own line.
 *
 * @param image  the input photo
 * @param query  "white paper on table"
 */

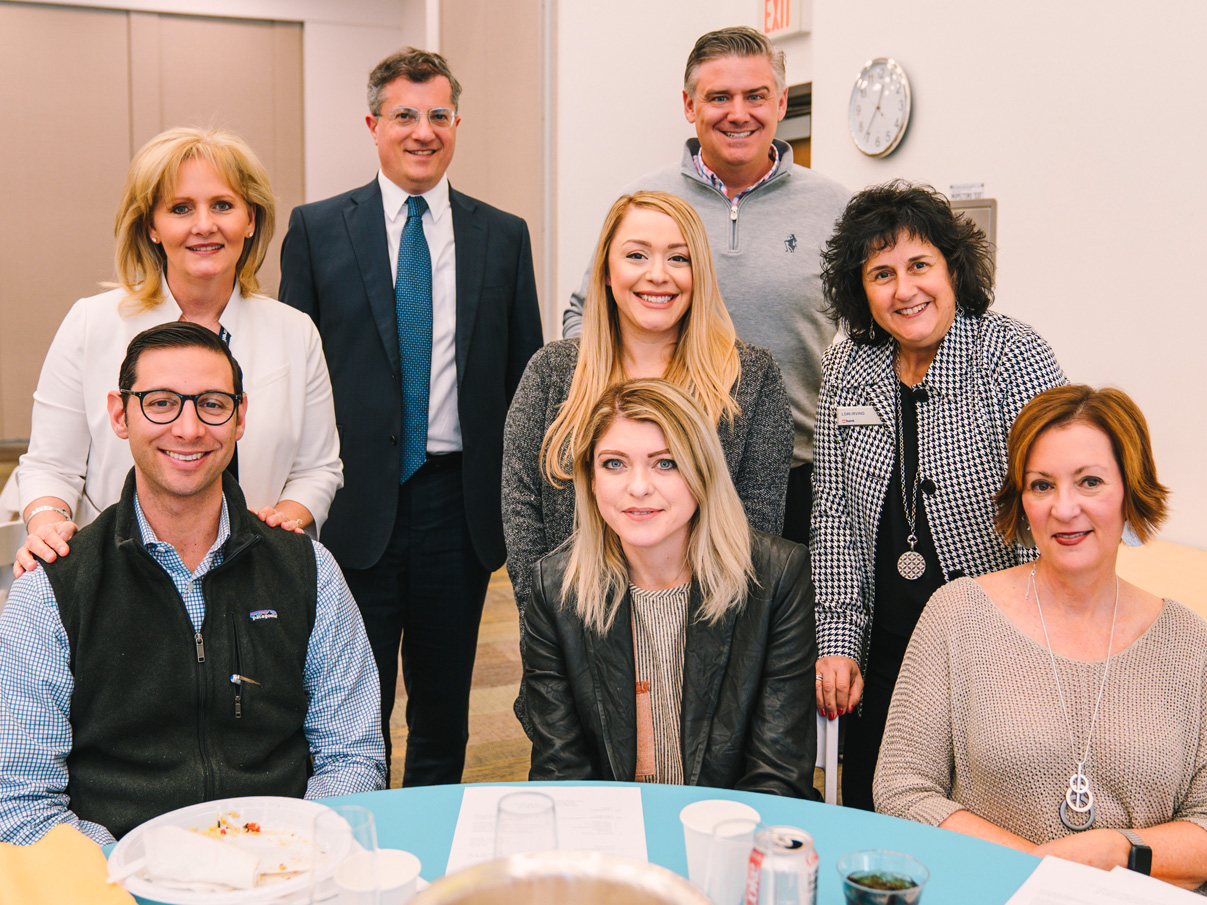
xmin=1005 ymin=856 xmax=1202 ymax=904
xmin=444 ymin=786 xmax=647 ymax=875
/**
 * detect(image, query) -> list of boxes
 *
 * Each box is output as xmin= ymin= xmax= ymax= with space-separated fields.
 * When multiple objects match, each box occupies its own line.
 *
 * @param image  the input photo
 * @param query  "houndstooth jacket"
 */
xmin=810 ymin=311 xmax=1066 ymax=665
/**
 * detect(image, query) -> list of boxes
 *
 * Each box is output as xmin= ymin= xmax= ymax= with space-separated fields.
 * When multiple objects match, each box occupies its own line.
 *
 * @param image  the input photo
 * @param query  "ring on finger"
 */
xmin=816 ymin=674 xmax=823 ymax=682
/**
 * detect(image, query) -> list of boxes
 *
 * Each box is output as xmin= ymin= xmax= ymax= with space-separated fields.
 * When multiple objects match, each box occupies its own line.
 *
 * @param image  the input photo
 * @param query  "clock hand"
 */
xmin=864 ymin=83 xmax=885 ymax=138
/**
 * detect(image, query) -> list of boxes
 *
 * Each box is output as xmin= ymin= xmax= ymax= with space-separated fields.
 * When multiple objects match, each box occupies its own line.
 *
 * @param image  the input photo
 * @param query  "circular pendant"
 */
xmin=1060 ymin=799 xmax=1095 ymax=831
xmin=1059 ymin=768 xmax=1095 ymax=831
xmin=897 ymin=550 xmax=926 ymax=580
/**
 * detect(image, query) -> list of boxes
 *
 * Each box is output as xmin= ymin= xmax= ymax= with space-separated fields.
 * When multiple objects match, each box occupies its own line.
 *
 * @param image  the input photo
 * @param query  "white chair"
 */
xmin=815 ymin=711 xmax=839 ymax=805
xmin=0 ymin=519 xmax=26 ymax=614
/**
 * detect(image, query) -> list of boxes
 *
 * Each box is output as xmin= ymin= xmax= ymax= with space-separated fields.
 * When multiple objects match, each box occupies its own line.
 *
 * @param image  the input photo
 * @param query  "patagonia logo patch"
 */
xmin=249 ymin=609 xmax=278 ymax=622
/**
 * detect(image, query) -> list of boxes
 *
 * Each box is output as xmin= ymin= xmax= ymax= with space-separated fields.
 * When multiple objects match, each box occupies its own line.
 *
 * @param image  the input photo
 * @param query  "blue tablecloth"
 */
xmin=329 ymin=782 xmax=1039 ymax=904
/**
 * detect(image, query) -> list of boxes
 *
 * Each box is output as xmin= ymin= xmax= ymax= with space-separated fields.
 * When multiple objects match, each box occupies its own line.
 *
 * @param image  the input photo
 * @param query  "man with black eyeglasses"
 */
xmin=0 ymin=322 xmax=385 ymax=846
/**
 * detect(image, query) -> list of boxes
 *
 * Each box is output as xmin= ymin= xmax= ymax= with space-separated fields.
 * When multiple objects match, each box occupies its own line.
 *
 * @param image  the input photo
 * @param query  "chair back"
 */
xmin=0 ymin=519 xmax=25 ymax=613
xmin=815 ymin=711 xmax=838 ymax=805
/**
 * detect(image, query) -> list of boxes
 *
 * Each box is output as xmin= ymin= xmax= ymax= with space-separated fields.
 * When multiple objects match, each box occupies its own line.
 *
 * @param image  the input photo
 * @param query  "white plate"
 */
xmin=109 ymin=796 xmax=347 ymax=905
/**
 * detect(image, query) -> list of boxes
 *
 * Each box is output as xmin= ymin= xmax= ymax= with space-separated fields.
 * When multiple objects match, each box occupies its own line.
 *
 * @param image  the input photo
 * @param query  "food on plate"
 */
xmin=142 ymin=825 xmax=260 ymax=890
xmin=138 ymin=813 xmax=310 ymax=891
xmin=198 ymin=812 xmax=263 ymax=838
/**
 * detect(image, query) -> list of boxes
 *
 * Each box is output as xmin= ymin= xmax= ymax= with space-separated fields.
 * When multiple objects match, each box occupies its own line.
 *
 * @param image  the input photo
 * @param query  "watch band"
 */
xmin=1118 ymin=829 xmax=1152 ymax=875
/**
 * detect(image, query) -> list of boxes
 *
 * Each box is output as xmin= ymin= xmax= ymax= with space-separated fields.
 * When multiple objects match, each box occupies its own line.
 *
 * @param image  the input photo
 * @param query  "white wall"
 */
xmin=553 ymin=2 xmax=813 ymax=325
xmin=812 ymin=2 xmax=1207 ymax=549
xmin=11 ymin=0 xmax=419 ymax=202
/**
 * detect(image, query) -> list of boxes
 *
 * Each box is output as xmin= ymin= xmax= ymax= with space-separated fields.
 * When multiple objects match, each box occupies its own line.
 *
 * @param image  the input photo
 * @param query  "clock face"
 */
xmin=848 ymin=58 xmax=911 ymax=157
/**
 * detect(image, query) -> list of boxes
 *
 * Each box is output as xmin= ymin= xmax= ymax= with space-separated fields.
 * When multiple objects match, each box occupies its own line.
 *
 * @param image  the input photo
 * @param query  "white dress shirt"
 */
xmin=378 ymin=172 xmax=461 ymax=453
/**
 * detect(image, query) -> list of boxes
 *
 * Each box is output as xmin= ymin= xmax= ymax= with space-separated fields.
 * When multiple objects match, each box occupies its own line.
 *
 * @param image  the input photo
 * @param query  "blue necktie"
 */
xmin=395 ymin=194 xmax=432 ymax=484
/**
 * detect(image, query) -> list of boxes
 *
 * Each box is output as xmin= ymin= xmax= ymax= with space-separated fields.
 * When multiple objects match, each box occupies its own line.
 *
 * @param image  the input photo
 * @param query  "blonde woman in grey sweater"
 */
xmin=875 ymin=386 xmax=1207 ymax=892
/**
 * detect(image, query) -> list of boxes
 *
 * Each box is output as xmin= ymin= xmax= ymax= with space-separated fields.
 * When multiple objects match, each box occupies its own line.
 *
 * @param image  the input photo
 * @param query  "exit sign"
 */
xmin=762 ymin=0 xmax=811 ymax=37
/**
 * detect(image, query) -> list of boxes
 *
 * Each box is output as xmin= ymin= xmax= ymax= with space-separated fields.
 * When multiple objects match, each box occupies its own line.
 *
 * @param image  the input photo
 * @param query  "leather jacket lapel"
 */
xmin=681 ymin=586 xmax=737 ymax=785
xmin=584 ymin=594 xmax=637 ymax=782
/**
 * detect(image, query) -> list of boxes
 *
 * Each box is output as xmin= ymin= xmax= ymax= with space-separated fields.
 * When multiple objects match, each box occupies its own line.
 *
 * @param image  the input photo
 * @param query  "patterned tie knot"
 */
xmin=407 ymin=194 xmax=429 ymax=218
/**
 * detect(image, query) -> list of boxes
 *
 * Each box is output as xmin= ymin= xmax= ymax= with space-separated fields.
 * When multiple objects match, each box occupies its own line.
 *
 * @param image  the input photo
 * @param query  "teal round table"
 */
xmin=328 ymin=782 xmax=1039 ymax=904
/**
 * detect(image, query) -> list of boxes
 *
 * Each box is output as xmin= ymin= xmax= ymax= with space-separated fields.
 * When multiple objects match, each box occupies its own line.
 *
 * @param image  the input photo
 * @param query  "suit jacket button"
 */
xmin=920 ymin=478 xmax=937 ymax=495
xmin=389 ymin=435 xmax=398 ymax=446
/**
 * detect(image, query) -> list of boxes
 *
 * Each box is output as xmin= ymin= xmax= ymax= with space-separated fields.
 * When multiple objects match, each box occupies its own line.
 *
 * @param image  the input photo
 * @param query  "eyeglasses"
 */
xmin=382 ymin=106 xmax=456 ymax=129
xmin=123 ymin=389 xmax=242 ymax=425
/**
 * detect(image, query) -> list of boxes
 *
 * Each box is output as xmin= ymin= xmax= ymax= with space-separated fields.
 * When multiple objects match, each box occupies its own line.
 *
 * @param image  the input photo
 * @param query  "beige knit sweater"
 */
xmin=874 ymin=578 xmax=1207 ymax=843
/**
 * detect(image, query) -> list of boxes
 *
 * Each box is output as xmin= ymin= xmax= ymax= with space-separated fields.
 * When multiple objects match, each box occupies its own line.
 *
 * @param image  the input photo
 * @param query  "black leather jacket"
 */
xmin=524 ymin=530 xmax=817 ymax=797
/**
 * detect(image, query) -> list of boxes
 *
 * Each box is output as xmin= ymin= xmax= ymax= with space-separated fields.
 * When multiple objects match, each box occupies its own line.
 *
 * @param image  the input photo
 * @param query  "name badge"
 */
xmin=837 ymin=405 xmax=883 ymax=426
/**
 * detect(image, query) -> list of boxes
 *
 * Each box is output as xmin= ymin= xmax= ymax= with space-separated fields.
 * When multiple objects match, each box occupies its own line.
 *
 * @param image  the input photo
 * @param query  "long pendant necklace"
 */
xmin=1028 ymin=564 xmax=1119 ymax=832
xmin=894 ymin=383 xmax=926 ymax=580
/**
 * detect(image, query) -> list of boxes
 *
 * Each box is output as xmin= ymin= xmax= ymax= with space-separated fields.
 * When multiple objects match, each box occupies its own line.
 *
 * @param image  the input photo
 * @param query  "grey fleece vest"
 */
xmin=44 ymin=471 xmax=317 ymax=840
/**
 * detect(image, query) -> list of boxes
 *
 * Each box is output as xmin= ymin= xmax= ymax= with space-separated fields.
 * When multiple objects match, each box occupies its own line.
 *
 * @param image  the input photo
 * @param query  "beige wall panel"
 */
xmin=440 ymin=0 xmax=544 ymax=321
xmin=130 ymin=13 xmax=303 ymax=297
xmin=0 ymin=2 xmax=132 ymax=438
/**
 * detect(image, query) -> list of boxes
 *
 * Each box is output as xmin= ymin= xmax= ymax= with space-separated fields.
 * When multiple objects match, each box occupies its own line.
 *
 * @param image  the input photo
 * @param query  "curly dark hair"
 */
xmin=821 ymin=180 xmax=995 ymax=346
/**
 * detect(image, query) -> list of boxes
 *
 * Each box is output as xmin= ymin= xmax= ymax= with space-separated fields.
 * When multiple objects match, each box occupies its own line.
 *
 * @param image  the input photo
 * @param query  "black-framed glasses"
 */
xmin=383 ymin=106 xmax=456 ymax=129
xmin=123 ymin=389 xmax=242 ymax=425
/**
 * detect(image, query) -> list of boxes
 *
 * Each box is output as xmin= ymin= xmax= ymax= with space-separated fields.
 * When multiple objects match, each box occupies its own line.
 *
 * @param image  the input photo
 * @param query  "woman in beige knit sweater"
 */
xmin=875 ymin=385 xmax=1207 ymax=891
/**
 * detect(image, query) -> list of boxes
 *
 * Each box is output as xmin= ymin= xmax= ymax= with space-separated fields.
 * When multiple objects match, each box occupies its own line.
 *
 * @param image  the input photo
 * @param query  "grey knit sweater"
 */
xmin=563 ymin=140 xmax=850 ymax=465
xmin=501 ymin=338 xmax=793 ymax=731
xmin=875 ymin=578 xmax=1207 ymax=848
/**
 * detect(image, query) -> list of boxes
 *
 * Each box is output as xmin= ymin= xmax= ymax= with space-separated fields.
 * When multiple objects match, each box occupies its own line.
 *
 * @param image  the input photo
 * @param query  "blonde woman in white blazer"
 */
xmin=10 ymin=127 xmax=341 ymax=575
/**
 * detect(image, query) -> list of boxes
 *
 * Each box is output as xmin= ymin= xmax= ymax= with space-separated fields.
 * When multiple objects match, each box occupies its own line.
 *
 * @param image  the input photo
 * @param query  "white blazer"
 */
xmin=9 ymin=285 xmax=343 ymax=531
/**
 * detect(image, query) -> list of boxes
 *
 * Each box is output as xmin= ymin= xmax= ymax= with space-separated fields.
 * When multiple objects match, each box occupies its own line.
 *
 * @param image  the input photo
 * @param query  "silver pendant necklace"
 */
xmin=894 ymin=383 xmax=926 ymax=580
xmin=1028 ymin=564 xmax=1119 ymax=832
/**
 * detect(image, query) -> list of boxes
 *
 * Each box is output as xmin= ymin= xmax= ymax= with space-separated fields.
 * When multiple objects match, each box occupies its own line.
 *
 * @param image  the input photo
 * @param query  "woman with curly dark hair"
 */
xmin=811 ymin=181 xmax=1065 ymax=809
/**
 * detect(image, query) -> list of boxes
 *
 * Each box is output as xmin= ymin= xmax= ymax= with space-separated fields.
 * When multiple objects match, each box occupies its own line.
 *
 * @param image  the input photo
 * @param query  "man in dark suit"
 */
xmin=279 ymin=48 xmax=542 ymax=786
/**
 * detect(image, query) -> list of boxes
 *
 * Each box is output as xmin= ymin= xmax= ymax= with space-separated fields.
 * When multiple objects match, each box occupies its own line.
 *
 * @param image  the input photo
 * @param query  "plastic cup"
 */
xmin=335 ymin=849 xmax=422 ymax=905
xmin=678 ymin=799 xmax=760 ymax=888
xmin=703 ymin=817 xmax=760 ymax=905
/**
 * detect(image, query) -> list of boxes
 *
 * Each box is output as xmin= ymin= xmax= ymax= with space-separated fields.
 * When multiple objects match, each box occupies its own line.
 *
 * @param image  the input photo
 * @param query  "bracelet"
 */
xmin=24 ymin=505 xmax=72 ymax=531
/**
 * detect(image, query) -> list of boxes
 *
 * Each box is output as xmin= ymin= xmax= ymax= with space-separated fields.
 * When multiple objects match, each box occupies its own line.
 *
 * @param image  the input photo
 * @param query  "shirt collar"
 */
xmin=691 ymin=143 xmax=781 ymax=198
xmin=378 ymin=171 xmax=451 ymax=225
xmin=133 ymin=490 xmax=232 ymax=566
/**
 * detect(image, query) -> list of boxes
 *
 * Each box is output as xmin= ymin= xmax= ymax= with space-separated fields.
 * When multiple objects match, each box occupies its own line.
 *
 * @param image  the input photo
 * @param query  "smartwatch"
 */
xmin=1118 ymin=829 xmax=1152 ymax=875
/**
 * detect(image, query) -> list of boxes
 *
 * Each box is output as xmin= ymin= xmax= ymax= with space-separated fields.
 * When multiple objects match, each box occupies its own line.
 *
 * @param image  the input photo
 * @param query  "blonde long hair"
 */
xmin=563 ymin=380 xmax=754 ymax=635
xmin=114 ymin=127 xmax=276 ymax=313
xmin=542 ymin=191 xmax=741 ymax=485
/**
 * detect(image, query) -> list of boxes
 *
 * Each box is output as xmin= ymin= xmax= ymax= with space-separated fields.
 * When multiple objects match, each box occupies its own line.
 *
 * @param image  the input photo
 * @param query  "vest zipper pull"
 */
xmin=194 ymin=631 xmax=205 ymax=663
xmin=730 ymin=201 xmax=738 ymax=221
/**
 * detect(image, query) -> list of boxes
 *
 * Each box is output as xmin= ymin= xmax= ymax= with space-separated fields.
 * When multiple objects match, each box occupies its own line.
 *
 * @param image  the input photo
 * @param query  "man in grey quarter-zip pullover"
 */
xmin=563 ymin=26 xmax=849 ymax=544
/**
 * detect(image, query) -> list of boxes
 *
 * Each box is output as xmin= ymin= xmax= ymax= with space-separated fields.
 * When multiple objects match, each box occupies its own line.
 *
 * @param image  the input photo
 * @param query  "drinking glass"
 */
xmin=311 ymin=805 xmax=378 ymax=904
xmin=703 ymin=817 xmax=760 ymax=905
xmin=493 ymin=791 xmax=558 ymax=857
xmin=836 ymin=849 xmax=929 ymax=905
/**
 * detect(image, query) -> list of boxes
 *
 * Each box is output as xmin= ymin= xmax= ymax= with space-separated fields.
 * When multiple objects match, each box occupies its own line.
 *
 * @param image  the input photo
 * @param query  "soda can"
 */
xmin=743 ymin=825 xmax=818 ymax=905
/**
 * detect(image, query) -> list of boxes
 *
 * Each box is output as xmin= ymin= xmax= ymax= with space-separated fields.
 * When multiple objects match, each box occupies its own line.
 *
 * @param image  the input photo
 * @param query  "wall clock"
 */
xmin=848 ymin=57 xmax=911 ymax=157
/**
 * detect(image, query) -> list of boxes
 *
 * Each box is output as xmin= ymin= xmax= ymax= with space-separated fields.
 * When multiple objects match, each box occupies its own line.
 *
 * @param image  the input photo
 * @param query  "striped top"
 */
xmin=630 ymin=583 xmax=690 ymax=785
